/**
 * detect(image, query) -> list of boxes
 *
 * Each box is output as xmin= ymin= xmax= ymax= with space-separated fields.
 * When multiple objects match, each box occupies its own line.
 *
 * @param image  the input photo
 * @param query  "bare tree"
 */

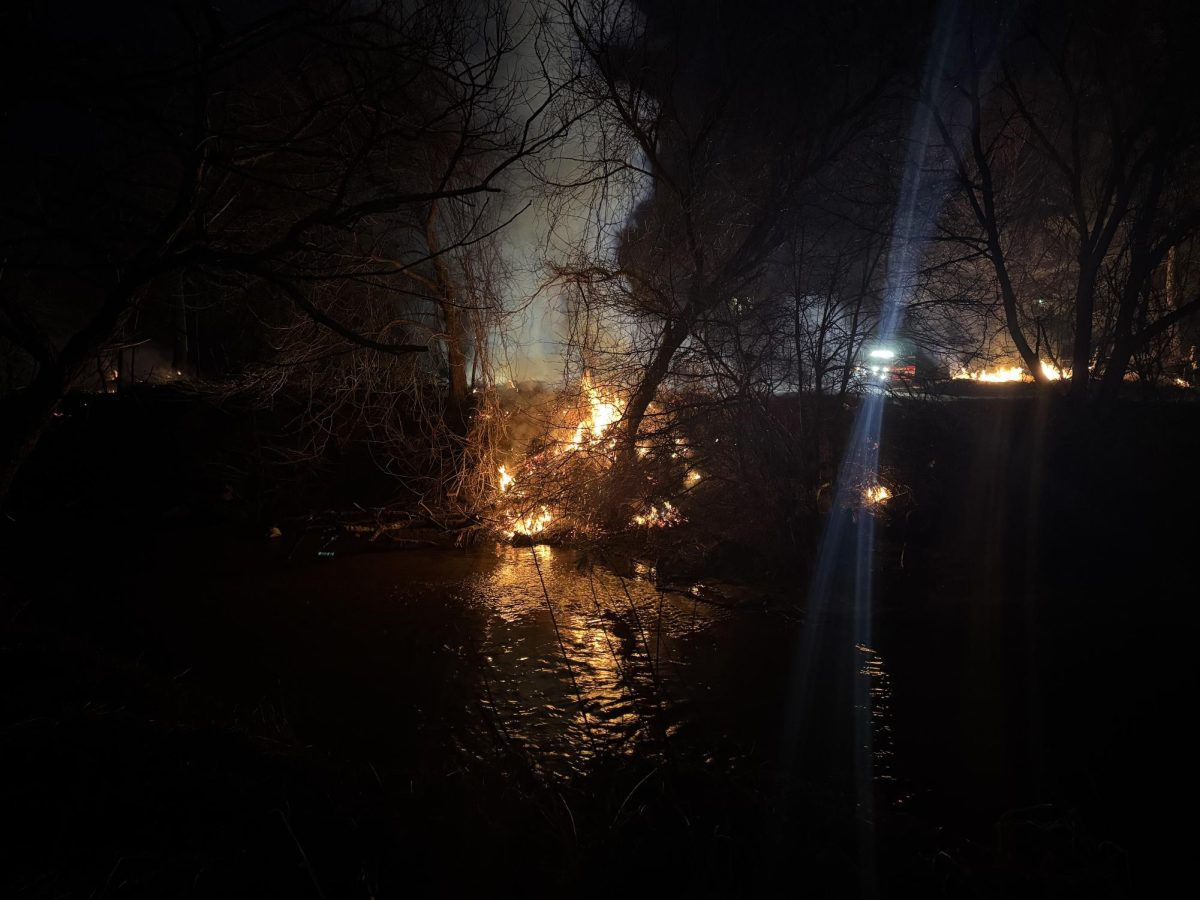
xmin=0 ymin=0 xmax=573 ymax=501
xmin=930 ymin=1 xmax=1200 ymax=396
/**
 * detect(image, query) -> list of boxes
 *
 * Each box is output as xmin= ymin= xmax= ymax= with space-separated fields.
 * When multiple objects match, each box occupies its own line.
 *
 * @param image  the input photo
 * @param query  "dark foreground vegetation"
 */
xmin=2 ymin=389 xmax=1197 ymax=897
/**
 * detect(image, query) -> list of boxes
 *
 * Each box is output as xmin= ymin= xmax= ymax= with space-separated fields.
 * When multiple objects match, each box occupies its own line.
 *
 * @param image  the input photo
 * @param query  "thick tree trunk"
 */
xmin=967 ymin=86 xmax=1047 ymax=386
xmin=617 ymin=317 xmax=692 ymax=468
xmin=989 ymin=238 xmax=1046 ymax=383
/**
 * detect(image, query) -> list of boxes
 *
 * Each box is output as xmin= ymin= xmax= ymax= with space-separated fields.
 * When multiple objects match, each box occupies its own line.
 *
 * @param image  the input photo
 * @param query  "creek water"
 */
xmin=207 ymin=540 xmax=1001 ymax=834
xmin=8 ymin=524 xmax=1168 ymax=894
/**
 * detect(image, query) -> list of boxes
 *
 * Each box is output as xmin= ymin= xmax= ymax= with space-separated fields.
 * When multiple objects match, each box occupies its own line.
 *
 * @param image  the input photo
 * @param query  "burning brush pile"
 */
xmin=483 ymin=375 xmax=695 ymax=544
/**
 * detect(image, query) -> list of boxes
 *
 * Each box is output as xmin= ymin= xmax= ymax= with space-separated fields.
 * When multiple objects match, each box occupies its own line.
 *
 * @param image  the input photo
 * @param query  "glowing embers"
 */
xmin=841 ymin=464 xmax=900 ymax=514
xmin=631 ymin=499 xmax=683 ymax=529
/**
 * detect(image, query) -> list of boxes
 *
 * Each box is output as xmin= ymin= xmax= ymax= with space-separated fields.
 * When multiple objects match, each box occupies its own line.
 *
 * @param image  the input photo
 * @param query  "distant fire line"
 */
xmin=952 ymin=360 xmax=1068 ymax=383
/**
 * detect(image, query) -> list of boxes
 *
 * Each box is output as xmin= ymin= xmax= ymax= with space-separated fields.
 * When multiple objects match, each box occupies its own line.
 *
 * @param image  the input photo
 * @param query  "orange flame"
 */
xmin=508 ymin=507 xmax=553 ymax=538
xmin=953 ymin=365 xmax=1025 ymax=383
xmin=862 ymin=484 xmax=892 ymax=507
xmin=953 ymin=360 xmax=1070 ymax=383
xmin=566 ymin=373 xmax=623 ymax=449
xmin=497 ymin=465 xmax=514 ymax=493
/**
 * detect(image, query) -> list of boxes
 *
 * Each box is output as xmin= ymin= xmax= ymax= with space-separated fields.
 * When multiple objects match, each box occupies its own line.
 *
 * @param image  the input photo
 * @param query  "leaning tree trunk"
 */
xmin=599 ymin=317 xmax=691 ymax=525
xmin=985 ymin=227 xmax=1047 ymax=384
xmin=620 ymin=320 xmax=690 ymax=455
xmin=968 ymin=90 xmax=1047 ymax=386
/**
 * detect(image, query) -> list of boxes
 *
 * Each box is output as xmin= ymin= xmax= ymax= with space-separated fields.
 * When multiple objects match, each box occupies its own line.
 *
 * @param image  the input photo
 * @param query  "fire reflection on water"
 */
xmin=462 ymin=546 xmax=904 ymax=797
xmin=857 ymin=643 xmax=896 ymax=786
xmin=470 ymin=545 xmax=723 ymax=772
